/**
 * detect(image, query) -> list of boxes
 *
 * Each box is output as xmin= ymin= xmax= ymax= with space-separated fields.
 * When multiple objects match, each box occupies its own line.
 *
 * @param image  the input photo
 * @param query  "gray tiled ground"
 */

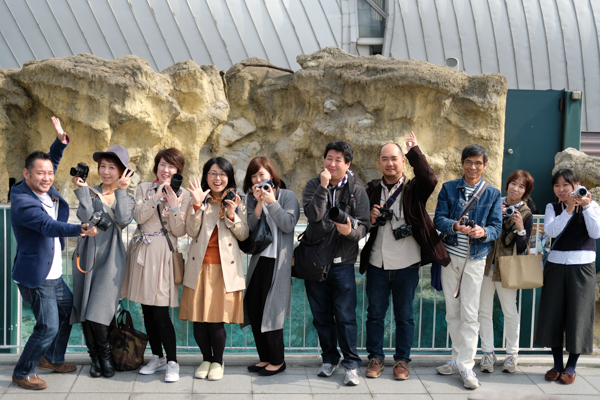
xmin=1 ymin=362 xmax=600 ymax=399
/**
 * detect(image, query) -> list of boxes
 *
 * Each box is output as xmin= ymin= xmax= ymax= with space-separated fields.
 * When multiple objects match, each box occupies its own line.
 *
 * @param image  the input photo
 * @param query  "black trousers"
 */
xmin=245 ymin=257 xmax=284 ymax=365
xmin=141 ymin=304 xmax=177 ymax=362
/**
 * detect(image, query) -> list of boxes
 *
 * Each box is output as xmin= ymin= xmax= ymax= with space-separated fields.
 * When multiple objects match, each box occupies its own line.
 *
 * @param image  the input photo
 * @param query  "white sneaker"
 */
xmin=459 ymin=369 xmax=481 ymax=390
xmin=344 ymin=368 xmax=359 ymax=386
xmin=502 ymin=353 xmax=518 ymax=373
xmin=436 ymin=360 xmax=459 ymax=375
xmin=318 ymin=363 xmax=339 ymax=377
xmin=139 ymin=355 xmax=167 ymax=375
xmin=480 ymin=352 xmax=497 ymax=373
xmin=195 ymin=361 xmax=212 ymax=379
xmin=165 ymin=361 xmax=180 ymax=382
xmin=208 ymin=362 xmax=224 ymax=381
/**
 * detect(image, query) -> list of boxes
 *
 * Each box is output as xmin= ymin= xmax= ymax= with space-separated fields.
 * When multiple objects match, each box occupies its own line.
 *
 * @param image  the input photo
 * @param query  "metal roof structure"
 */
xmin=1 ymin=0 xmax=598 ymax=131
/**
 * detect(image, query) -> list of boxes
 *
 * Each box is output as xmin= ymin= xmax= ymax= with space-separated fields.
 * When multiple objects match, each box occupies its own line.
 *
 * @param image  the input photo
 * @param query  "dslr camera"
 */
xmin=163 ymin=173 xmax=183 ymax=197
xmin=571 ymin=185 xmax=588 ymax=198
xmin=460 ymin=217 xmax=476 ymax=228
xmin=328 ymin=207 xmax=358 ymax=229
xmin=257 ymin=179 xmax=275 ymax=192
xmin=70 ymin=162 xmax=89 ymax=183
xmin=392 ymin=224 xmax=413 ymax=240
xmin=374 ymin=207 xmax=394 ymax=227
xmin=505 ymin=205 xmax=517 ymax=218
xmin=88 ymin=210 xmax=112 ymax=231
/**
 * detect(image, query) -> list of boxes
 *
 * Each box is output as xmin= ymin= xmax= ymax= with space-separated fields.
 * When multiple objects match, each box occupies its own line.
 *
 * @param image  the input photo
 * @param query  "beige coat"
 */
xmin=121 ymin=181 xmax=191 ymax=307
xmin=185 ymin=195 xmax=249 ymax=293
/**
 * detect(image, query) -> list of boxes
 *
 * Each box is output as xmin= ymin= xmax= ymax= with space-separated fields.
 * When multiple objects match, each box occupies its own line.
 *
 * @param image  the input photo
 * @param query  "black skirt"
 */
xmin=534 ymin=261 xmax=596 ymax=353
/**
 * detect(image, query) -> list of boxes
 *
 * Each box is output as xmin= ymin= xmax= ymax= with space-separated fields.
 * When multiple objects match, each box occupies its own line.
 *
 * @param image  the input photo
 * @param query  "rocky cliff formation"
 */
xmin=0 ymin=48 xmax=507 ymax=206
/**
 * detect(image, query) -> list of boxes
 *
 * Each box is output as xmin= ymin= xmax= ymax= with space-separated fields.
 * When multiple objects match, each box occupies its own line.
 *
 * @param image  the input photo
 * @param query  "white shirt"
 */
xmin=545 ymin=201 xmax=600 ymax=265
xmin=34 ymin=192 xmax=63 ymax=280
xmin=369 ymin=178 xmax=421 ymax=269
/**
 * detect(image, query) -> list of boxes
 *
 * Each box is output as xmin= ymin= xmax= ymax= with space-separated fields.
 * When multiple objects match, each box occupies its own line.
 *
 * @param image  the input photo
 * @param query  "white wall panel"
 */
xmin=389 ymin=0 xmax=410 ymax=59
xmin=147 ymin=0 xmax=192 ymax=64
xmin=522 ymin=0 xmax=550 ymax=88
xmin=5 ymin=0 xmax=55 ymax=59
xmin=282 ymin=0 xmax=321 ymax=55
xmin=85 ymin=0 xmax=132 ymax=58
xmin=27 ymin=0 xmax=73 ymax=58
xmin=433 ymin=0 xmax=463 ymax=71
xmin=470 ymin=0 xmax=499 ymax=74
xmin=0 ymin=31 xmax=19 ymax=68
xmin=452 ymin=0 xmax=482 ymax=74
xmin=505 ymin=0 xmax=534 ymax=88
xmin=264 ymin=0 xmax=304 ymax=68
xmin=186 ymin=0 xmax=232 ymax=70
xmin=206 ymin=0 xmax=249 ymax=65
xmin=398 ymin=0 xmax=427 ymax=61
xmin=66 ymin=0 xmax=115 ymax=59
xmin=47 ymin=0 xmax=93 ymax=56
xmin=300 ymin=0 xmax=339 ymax=49
xmin=417 ymin=0 xmax=446 ymax=65
xmin=225 ymin=0 xmax=268 ymax=62
xmin=488 ymin=0 xmax=517 ymax=86
xmin=0 ymin=1 xmax=35 ymax=65
xmin=245 ymin=0 xmax=290 ymax=68
xmin=538 ymin=0 xmax=568 ymax=90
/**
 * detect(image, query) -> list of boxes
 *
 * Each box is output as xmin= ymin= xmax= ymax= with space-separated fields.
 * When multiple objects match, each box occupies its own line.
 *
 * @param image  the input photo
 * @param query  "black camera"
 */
xmin=257 ymin=179 xmax=275 ymax=192
xmin=460 ymin=217 xmax=476 ymax=228
xmin=89 ymin=210 xmax=112 ymax=231
xmin=70 ymin=162 xmax=89 ymax=183
xmin=392 ymin=224 xmax=413 ymax=240
xmin=329 ymin=207 xmax=350 ymax=224
xmin=163 ymin=173 xmax=183 ymax=197
xmin=571 ymin=185 xmax=588 ymax=198
xmin=223 ymin=189 xmax=237 ymax=202
xmin=505 ymin=205 xmax=517 ymax=218
xmin=375 ymin=208 xmax=394 ymax=227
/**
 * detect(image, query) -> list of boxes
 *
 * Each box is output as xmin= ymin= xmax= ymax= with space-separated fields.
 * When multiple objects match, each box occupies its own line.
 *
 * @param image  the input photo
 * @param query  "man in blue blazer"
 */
xmin=10 ymin=117 xmax=98 ymax=390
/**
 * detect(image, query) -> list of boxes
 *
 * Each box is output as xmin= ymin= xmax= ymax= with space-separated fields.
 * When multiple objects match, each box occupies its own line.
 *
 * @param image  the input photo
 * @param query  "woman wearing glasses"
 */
xmin=180 ymin=157 xmax=248 ymax=381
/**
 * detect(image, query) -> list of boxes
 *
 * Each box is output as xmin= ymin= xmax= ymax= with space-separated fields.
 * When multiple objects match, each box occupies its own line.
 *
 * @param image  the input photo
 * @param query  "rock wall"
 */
xmin=0 ymin=54 xmax=228 ymax=202
xmin=0 ymin=48 xmax=507 ymax=206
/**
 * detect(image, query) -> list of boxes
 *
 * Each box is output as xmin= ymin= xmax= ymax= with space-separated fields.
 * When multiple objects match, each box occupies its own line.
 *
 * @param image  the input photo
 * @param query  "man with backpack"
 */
xmin=301 ymin=140 xmax=370 ymax=386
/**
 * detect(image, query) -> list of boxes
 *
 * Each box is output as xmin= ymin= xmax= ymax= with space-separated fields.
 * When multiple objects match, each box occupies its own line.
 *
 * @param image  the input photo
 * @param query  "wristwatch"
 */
xmin=516 ymin=229 xmax=526 ymax=236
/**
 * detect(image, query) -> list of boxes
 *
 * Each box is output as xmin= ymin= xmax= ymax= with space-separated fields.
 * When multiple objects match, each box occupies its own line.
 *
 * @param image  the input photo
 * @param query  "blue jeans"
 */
xmin=305 ymin=264 xmax=361 ymax=369
xmin=366 ymin=263 xmax=419 ymax=362
xmin=14 ymin=278 xmax=73 ymax=379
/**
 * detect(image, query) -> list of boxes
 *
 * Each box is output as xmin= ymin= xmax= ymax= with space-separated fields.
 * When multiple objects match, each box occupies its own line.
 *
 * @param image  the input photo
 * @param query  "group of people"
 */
xmin=9 ymin=117 xmax=599 ymax=391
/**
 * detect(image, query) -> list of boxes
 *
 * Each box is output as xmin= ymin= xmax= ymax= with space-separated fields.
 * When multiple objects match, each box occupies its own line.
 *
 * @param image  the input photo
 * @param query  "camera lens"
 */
xmin=170 ymin=174 xmax=183 ymax=193
xmin=505 ymin=207 xmax=515 ymax=217
xmin=329 ymin=207 xmax=349 ymax=224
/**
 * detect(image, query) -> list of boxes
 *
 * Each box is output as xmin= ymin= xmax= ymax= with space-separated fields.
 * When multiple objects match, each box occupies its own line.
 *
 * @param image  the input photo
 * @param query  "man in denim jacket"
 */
xmin=433 ymin=144 xmax=502 ymax=389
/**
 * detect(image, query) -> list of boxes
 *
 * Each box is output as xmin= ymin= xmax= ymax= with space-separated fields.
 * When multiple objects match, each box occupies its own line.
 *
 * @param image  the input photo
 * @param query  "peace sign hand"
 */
xmin=187 ymin=178 xmax=210 ymax=206
xmin=51 ymin=116 xmax=68 ymax=144
xmin=118 ymin=169 xmax=134 ymax=190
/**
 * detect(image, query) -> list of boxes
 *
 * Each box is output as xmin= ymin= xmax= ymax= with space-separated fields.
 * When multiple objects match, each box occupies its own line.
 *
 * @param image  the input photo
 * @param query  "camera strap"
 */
xmin=382 ymin=180 xmax=405 ymax=218
xmin=89 ymin=186 xmax=116 ymax=222
xmin=157 ymin=206 xmax=177 ymax=253
xmin=454 ymin=181 xmax=488 ymax=299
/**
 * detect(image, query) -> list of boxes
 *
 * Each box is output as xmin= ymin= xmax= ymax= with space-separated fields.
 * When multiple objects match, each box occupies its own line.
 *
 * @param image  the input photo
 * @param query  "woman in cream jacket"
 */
xmin=179 ymin=157 xmax=248 ymax=381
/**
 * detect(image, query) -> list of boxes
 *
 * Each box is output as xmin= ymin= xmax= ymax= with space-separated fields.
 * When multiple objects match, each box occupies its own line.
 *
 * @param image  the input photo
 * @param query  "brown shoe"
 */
xmin=365 ymin=357 xmax=384 ymax=378
xmin=393 ymin=360 xmax=410 ymax=380
xmin=559 ymin=371 xmax=576 ymax=384
xmin=544 ymin=368 xmax=561 ymax=381
xmin=37 ymin=356 xmax=77 ymax=373
xmin=12 ymin=375 xmax=47 ymax=390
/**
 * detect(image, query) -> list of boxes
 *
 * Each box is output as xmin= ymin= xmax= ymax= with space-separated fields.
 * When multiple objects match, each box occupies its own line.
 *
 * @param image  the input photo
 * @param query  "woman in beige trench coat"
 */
xmin=121 ymin=148 xmax=190 ymax=383
xmin=179 ymin=157 xmax=248 ymax=381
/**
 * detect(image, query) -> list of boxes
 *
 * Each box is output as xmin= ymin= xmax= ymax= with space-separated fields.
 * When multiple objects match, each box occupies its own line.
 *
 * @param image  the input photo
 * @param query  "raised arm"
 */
xmin=303 ymin=177 xmax=329 ymax=222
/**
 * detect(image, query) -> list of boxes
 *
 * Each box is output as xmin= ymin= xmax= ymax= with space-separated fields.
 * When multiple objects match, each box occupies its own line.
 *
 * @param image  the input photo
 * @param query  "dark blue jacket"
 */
xmin=434 ymin=176 xmax=502 ymax=260
xmin=11 ymin=138 xmax=82 ymax=288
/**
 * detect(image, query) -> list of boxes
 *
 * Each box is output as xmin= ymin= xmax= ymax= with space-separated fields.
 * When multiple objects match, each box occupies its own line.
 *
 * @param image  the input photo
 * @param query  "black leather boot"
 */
xmin=92 ymin=321 xmax=115 ymax=378
xmin=82 ymin=321 xmax=102 ymax=378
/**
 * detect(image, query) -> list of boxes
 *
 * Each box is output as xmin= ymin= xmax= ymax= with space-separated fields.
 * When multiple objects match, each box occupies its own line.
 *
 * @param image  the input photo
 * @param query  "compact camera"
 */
xmin=571 ymin=185 xmax=588 ymax=198
xmin=505 ymin=205 xmax=517 ymax=218
xmin=70 ymin=163 xmax=89 ymax=183
xmin=163 ymin=173 xmax=183 ymax=197
xmin=257 ymin=179 xmax=275 ymax=192
xmin=374 ymin=208 xmax=394 ymax=227
xmin=392 ymin=224 xmax=413 ymax=240
xmin=89 ymin=210 xmax=112 ymax=231
xmin=460 ymin=217 xmax=476 ymax=228
xmin=223 ymin=188 xmax=237 ymax=202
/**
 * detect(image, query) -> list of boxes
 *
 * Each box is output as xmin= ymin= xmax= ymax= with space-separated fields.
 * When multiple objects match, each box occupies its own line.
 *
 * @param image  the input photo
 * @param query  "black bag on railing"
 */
xmin=292 ymin=229 xmax=339 ymax=282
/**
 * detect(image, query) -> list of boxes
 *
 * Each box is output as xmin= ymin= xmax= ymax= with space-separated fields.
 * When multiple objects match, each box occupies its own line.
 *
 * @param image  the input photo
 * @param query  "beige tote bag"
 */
xmin=498 ymin=242 xmax=543 ymax=289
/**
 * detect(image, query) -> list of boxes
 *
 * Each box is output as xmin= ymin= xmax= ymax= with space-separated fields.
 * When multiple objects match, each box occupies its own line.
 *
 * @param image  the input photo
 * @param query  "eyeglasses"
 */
xmin=208 ymin=172 xmax=228 ymax=179
xmin=463 ymin=160 xmax=485 ymax=167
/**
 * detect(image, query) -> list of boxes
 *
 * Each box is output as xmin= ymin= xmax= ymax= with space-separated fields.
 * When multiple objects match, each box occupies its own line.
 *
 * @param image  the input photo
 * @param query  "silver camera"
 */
xmin=505 ymin=205 xmax=517 ymax=218
xmin=571 ymin=185 xmax=588 ymax=198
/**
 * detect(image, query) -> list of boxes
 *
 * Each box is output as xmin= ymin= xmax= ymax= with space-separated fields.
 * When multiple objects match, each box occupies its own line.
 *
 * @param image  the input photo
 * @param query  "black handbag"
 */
xmin=292 ymin=229 xmax=339 ymax=282
xmin=238 ymin=189 xmax=278 ymax=254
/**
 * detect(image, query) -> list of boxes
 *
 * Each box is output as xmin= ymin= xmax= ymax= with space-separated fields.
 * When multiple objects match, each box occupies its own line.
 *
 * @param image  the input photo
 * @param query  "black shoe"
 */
xmin=89 ymin=355 xmax=103 ymax=378
xmin=82 ymin=321 xmax=102 ymax=378
xmin=248 ymin=364 xmax=266 ymax=373
xmin=92 ymin=321 xmax=115 ymax=378
xmin=259 ymin=362 xmax=286 ymax=376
